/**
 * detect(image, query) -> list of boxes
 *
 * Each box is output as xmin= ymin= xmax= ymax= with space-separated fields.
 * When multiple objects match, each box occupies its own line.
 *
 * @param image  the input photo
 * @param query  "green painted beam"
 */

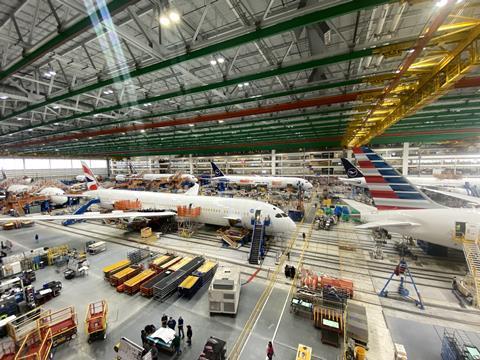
xmin=0 ymin=0 xmax=140 ymax=82
xmin=0 ymin=0 xmax=394 ymax=123
xmin=1 ymin=78 xmax=362 ymax=140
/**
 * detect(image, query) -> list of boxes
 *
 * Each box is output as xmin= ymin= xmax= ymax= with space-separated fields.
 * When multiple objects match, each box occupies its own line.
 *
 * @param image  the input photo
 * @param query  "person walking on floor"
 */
xmin=178 ymin=316 xmax=184 ymax=338
xmin=161 ymin=314 xmax=168 ymax=328
xmin=35 ymin=234 xmax=39 ymax=243
xmin=186 ymin=325 xmax=192 ymax=346
xmin=267 ymin=341 xmax=275 ymax=360
xmin=302 ymin=232 xmax=306 ymax=241
xmin=167 ymin=317 xmax=176 ymax=330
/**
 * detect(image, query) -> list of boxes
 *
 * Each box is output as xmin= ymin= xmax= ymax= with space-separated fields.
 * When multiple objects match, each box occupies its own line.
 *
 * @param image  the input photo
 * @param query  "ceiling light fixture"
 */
xmin=159 ymin=15 xmax=170 ymax=26
xmin=189 ymin=124 xmax=195 ymax=127
xmin=53 ymin=105 xmax=59 ymax=109
xmin=0 ymin=95 xmax=8 ymax=100
xmin=140 ymin=129 xmax=146 ymax=133
xmin=238 ymin=83 xmax=243 ymax=88
xmin=169 ymin=10 xmax=181 ymax=23
xmin=435 ymin=0 xmax=447 ymax=6
xmin=54 ymin=123 xmax=59 ymax=126
xmin=210 ymin=59 xmax=217 ymax=66
xmin=218 ymin=120 xmax=224 ymax=123
xmin=217 ymin=57 xmax=225 ymax=64
xmin=243 ymin=82 xmax=249 ymax=86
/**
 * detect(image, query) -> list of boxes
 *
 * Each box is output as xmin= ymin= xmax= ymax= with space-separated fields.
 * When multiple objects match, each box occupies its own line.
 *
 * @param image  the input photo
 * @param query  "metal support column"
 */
xmin=189 ymin=154 xmax=193 ymax=174
xmin=271 ymin=149 xmax=276 ymax=175
xmin=402 ymin=142 xmax=409 ymax=176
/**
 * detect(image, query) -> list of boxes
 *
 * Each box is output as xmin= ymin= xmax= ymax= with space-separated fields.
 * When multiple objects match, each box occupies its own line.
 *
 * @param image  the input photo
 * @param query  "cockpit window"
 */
xmin=275 ymin=213 xmax=282 ymax=218
xmin=282 ymin=213 xmax=288 ymax=217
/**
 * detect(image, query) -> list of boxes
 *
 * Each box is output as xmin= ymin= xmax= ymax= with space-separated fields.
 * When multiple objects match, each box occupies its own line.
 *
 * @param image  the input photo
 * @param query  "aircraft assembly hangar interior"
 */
xmin=1 ymin=0 xmax=480 ymax=359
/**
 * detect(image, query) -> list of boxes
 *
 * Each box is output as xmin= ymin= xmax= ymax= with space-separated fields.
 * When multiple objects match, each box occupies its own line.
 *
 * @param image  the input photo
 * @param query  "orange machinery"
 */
xmin=37 ymin=306 xmax=77 ymax=347
xmin=177 ymin=206 xmax=201 ymax=217
xmin=14 ymin=328 xmax=53 ymax=360
xmin=85 ymin=300 xmax=108 ymax=344
xmin=320 ymin=276 xmax=354 ymax=298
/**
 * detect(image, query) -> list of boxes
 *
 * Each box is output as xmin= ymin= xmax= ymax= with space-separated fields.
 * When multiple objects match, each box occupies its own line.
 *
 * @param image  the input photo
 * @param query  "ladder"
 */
xmin=461 ymin=239 xmax=480 ymax=307
xmin=248 ymin=222 xmax=265 ymax=265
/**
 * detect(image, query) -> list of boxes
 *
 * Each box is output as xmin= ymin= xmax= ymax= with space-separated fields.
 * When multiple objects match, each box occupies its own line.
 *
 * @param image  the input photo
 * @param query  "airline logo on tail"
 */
xmin=81 ymin=161 xmax=99 ymax=191
xmin=340 ymin=158 xmax=364 ymax=179
xmin=353 ymin=146 xmax=442 ymax=210
xmin=210 ymin=162 xmax=225 ymax=178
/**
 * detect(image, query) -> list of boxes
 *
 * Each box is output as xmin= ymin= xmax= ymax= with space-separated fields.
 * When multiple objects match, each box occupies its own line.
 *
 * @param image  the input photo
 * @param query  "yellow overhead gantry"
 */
xmin=343 ymin=2 xmax=480 ymax=147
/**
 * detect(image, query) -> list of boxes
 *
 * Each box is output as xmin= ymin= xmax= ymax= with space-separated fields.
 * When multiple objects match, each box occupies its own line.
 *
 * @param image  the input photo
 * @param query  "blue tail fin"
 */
xmin=210 ymin=162 xmax=225 ymax=177
xmin=340 ymin=158 xmax=364 ymax=179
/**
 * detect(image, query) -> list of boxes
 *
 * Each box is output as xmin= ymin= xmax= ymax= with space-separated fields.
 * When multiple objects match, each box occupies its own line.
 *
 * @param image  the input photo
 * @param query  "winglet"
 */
xmin=340 ymin=158 xmax=364 ymax=178
xmin=81 ymin=161 xmax=100 ymax=191
xmin=210 ymin=161 xmax=225 ymax=178
xmin=185 ymin=183 xmax=199 ymax=196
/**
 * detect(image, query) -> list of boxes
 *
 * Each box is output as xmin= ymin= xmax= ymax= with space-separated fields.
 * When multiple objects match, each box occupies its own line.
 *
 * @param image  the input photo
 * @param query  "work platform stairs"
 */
xmin=461 ymin=238 xmax=480 ymax=307
xmin=248 ymin=215 xmax=270 ymax=265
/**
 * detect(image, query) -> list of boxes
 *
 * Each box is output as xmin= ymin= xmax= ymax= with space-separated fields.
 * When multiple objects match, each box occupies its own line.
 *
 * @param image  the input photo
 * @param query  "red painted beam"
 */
xmin=455 ymin=76 xmax=480 ymax=88
xmin=10 ymin=90 xmax=377 ymax=148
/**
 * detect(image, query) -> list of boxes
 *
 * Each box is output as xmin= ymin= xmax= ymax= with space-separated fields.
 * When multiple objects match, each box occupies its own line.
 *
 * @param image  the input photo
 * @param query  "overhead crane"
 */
xmin=343 ymin=2 xmax=480 ymax=147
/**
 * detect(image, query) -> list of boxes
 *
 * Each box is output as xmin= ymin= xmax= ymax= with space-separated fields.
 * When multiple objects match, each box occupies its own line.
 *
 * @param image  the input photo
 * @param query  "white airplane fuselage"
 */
xmin=115 ymin=173 xmax=198 ymax=183
xmin=85 ymin=188 xmax=296 ymax=236
xmin=212 ymin=175 xmax=313 ymax=190
xmin=360 ymin=208 xmax=480 ymax=250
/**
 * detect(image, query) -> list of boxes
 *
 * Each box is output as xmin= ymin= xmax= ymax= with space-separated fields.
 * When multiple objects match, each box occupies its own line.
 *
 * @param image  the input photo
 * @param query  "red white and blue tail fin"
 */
xmin=81 ymin=161 xmax=100 ymax=191
xmin=352 ymin=146 xmax=443 ymax=210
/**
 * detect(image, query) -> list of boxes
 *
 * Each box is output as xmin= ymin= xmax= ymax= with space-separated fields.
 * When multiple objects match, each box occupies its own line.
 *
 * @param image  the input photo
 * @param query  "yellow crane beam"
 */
xmin=343 ymin=23 xmax=480 ymax=147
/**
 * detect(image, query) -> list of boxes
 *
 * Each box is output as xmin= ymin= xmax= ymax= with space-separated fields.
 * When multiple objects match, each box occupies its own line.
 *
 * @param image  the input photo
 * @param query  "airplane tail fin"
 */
xmin=81 ymin=161 xmax=101 ymax=191
xmin=353 ymin=146 xmax=443 ymax=210
xmin=340 ymin=158 xmax=364 ymax=178
xmin=210 ymin=161 xmax=225 ymax=178
xmin=185 ymin=183 xmax=199 ymax=196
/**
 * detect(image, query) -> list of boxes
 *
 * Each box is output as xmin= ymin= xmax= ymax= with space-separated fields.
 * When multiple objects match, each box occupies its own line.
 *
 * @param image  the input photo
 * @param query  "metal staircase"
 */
xmin=62 ymin=198 xmax=100 ymax=226
xmin=461 ymin=239 xmax=480 ymax=307
xmin=248 ymin=221 xmax=265 ymax=265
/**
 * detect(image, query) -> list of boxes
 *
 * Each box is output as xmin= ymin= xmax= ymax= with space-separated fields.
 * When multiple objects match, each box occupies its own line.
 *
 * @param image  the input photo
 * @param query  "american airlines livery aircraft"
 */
xmin=342 ymin=146 xmax=480 ymax=250
xmin=6 ymin=162 xmax=296 ymax=236
xmin=210 ymin=161 xmax=313 ymax=190
xmin=340 ymin=157 xmax=480 ymax=206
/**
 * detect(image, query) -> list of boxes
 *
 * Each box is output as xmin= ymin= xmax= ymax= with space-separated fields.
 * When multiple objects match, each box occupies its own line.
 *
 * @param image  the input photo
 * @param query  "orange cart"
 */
xmin=85 ymin=300 xmax=108 ymax=344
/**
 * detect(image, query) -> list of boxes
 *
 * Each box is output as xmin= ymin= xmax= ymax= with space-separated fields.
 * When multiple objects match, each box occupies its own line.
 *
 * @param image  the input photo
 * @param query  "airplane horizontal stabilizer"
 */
xmin=356 ymin=220 xmax=420 ymax=229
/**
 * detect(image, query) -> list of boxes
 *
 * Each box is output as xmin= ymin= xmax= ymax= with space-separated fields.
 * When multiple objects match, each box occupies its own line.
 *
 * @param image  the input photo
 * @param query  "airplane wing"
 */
xmin=356 ymin=220 xmax=420 ymax=229
xmin=422 ymin=187 xmax=480 ymax=206
xmin=341 ymin=198 xmax=377 ymax=213
xmin=224 ymin=215 xmax=242 ymax=221
xmin=0 ymin=211 xmax=176 ymax=222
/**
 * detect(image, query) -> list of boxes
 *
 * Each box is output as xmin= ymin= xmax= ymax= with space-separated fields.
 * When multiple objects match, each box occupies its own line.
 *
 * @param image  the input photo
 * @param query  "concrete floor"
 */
xmin=0 ymin=212 xmax=479 ymax=360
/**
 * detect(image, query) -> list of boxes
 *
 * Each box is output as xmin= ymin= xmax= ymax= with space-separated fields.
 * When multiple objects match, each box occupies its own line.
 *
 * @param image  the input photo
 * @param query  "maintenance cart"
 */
xmin=85 ymin=300 xmax=108 ymax=344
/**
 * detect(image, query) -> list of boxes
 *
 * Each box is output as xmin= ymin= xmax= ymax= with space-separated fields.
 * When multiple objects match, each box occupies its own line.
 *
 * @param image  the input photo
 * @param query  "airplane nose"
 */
xmin=287 ymin=218 xmax=297 ymax=233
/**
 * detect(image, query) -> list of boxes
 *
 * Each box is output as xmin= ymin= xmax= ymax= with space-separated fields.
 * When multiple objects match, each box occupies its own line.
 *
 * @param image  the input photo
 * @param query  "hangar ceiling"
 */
xmin=0 ymin=0 xmax=479 ymax=157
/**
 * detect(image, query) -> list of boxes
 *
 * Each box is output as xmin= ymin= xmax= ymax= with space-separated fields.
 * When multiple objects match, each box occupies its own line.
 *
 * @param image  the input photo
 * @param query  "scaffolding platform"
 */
xmin=176 ymin=206 xmax=201 ymax=238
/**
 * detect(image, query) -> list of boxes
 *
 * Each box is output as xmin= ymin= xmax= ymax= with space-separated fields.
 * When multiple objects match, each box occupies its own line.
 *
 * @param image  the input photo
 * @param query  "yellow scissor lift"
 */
xmin=454 ymin=222 xmax=480 ymax=308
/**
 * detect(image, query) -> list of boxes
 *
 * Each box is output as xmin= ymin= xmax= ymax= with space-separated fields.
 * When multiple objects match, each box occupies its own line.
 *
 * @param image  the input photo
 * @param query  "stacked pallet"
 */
xmin=178 ymin=276 xmax=201 ymax=298
xmin=140 ymin=271 xmax=173 ymax=297
xmin=153 ymin=257 xmax=205 ymax=302
xmin=192 ymin=261 xmax=218 ymax=286
xmin=123 ymin=269 xmax=157 ymax=295
xmin=149 ymin=254 xmax=173 ymax=271
xmin=103 ymin=260 xmax=131 ymax=280
xmin=109 ymin=266 xmax=142 ymax=287
xmin=178 ymin=260 xmax=218 ymax=299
